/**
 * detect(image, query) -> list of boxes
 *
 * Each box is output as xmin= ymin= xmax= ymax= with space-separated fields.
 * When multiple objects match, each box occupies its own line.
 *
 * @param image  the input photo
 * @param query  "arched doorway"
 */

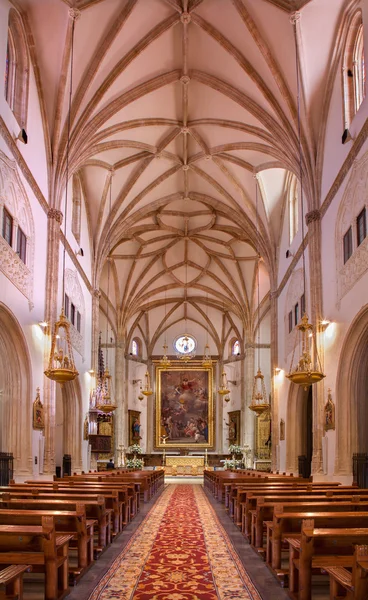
xmin=0 ymin=303 xmax=32 ymax=476
xmin=286 ymin=384 xmax=313 ymax=476
xmin=55 ymin=379 xmax=83 ymax=475
xmin=335 ymin=305 xmax=368 ymax=475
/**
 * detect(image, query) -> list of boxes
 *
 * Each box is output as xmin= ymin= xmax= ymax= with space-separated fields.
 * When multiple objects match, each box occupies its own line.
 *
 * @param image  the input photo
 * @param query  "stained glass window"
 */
xmin=174 ymin=335 xmax=196 ymax=355
xmin=232 ymin=340 xmax=240 ymax=355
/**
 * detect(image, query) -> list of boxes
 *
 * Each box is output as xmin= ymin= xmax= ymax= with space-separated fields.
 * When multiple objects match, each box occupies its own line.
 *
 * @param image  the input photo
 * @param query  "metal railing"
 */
xmin=0 ymin=452 xmax=13 ymax=485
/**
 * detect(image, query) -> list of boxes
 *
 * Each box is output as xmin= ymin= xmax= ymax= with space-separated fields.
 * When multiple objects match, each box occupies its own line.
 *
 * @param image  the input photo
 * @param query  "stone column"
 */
xmin=91 ymin=289 xmax=101 ymax=370
xmin=115 ymin=338 xmax=125 ymax=464
xmin=270 ymin=290 xmax=279 ymax=471
xmin=43 ymin=208 xmax=63 ymax=475
xmin=306 ymin=209 xmax=324 ymax=475
xmin=244 ymin=344 xmax=255 ymax=459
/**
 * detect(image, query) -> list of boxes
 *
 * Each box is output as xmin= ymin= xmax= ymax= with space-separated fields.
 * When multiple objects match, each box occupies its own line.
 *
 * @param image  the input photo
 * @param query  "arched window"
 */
xmin=72 ymin=174 xmax=82 ymax=244
xmin=4 ymin=9 xmax=29 ymax=127
xmin=132 ymin=340 xmax=138 ymax=356
xmin=131 ymin=338 xmax=142 ymax=357
xmin=353 ymin=24 xmax=366 ymax=113
xmin=232 ymin=340 xmax=240 ymax=356
xmin=288 ymin=175 xmax=298 ymax=244
xmin=343 ymin=12 xmax=366 ymax=128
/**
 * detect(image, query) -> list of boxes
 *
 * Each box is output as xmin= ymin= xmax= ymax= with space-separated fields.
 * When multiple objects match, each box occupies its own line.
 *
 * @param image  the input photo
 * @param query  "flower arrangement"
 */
xmin=126 ymin=456 xmax=144 ymax=470
xmin=222 ymin=458 xmax=243 ymax=470
xmin=228 ymin=444 xmax=243 ymax=454
xmin=128 ymin=444 xmax=143 ymax=455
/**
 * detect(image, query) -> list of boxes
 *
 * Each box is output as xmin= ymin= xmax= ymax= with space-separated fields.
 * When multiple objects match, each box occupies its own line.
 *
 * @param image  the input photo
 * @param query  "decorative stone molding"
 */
xmin=68 ymin=8 xmax=81 ymax=20
xmin=180 ymin=12 xmax=191 ymax=24
xmin=180 ymin=75 xmax=190 ymax=85
xmin=336 ymin=150 xmax=368 ymax=303
xmin=290 ymin=11 xmax=301 ymax=25
xmin=0 ymin=151 xmax=35 ymax=308
xmin=305 ymin=209 xmax=321 ymax=225
xmin=47 ymin=208 xmax=63 ymax=224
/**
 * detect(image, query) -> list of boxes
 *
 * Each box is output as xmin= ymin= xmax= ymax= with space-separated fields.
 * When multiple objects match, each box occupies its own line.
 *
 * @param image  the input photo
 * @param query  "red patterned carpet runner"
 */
xmin=89 ymin=484 xmax=261 ymax=600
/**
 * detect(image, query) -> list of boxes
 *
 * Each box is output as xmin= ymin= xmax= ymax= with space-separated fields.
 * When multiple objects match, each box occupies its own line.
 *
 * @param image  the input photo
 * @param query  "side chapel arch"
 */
xmin=0 ymin=303 xmax=32 ymax=475
xmin=335 ymin=304 xmax=368 ymax=476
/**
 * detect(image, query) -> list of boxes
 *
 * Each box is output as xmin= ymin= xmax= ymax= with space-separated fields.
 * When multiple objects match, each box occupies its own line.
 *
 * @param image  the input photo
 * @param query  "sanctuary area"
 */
xmin=0 ymin=0 xmax=368 ymax=598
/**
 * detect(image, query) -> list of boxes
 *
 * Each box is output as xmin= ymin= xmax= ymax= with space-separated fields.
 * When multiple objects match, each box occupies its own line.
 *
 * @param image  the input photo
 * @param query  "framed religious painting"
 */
xmin=226 ymin=410 xmax=240 ymax=446
xmin=155 ymin=363 xmax=214 ymax=448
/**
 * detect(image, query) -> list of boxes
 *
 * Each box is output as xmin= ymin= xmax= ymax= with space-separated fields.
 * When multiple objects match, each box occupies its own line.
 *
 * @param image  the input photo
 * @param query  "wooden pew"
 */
xmin=1 ymin=487 xmax=126 ymax=534
xmin=268 ymin=506 xmax=368 ymax=579
xmin=323 ymin=544 xmax=368 ymax=600
xmin=0 ymin=516 xmax=72 ymax=600
xmin=241 ymin=491 xmax=368 ymax=539
xmin=0 ymin=495 xmax=112 ymax=551
xmin=0 ymin=508 xmax=95 ymax=576
xmin=286 ymin=519 xmax=368 ymax=600
xmin=0 ymin=565 xmax=32 ymax=600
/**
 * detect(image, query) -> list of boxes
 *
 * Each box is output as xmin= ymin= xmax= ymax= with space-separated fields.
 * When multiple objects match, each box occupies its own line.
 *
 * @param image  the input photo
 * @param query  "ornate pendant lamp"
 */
xmin=286 ymin=14 xmax=325 ymax=390
xmin=45 ymin=14 xmax=79 ymax=385
xmin=142 ymin=370 xmax=153 ymax=396
xmin=249 ymin=177 xmax=268 ymax=416
xmin=218 ymin=369 xmax=230 ymax=396
xmin=96 ymin=177 xmax=116 ymax=413
xmin=202 ymin=294 xmax=213 ymax=368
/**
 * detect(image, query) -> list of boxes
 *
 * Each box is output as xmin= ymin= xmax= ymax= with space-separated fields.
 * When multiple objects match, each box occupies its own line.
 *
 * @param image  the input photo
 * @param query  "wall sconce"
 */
xmin=227 ymin=380 xmax=237 ymax=386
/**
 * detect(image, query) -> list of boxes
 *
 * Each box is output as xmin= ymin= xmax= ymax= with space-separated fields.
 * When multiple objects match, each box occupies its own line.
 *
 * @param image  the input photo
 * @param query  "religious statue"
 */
xmin=33 ymin=388 xmax=45 ymax=430
xmin=280 ymin=418 xmax=285 ymax=441
xmin=132 ymin=417 xmax=141 ymax=441
xmin=324 ymin=389 xmax=335 ymax=431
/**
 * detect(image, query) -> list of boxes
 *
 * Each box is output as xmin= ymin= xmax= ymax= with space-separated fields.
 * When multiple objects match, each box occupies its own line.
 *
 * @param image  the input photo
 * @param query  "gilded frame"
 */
xmin=33 ymin=387 xmax=44 ymax=430
xmin=128 ymin=410 xmax=141 ymax=447
xmin=155 ymin=363 xmax=214 ymax=448
xmin=226 ymin=410 xmax=241 ymax=446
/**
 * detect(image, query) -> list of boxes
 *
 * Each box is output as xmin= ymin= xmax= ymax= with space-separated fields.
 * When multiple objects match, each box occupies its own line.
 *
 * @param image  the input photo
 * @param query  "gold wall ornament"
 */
xmin=324 ymin=388 xmax=335 ymax=431
xmin=44 ymin=309 xmax=79 ymax=383
xmin=249 ymin=368 xmax=269 ymax=416
xmin=142 ymin=370 xmax=153 ymax=396
xmin=33 ymin=387 xmax=45 ymax=429
xmin=218 ymin=370 xmax=230 ymax=395
xmin=286 ymin=313 xmax=325 ymax=389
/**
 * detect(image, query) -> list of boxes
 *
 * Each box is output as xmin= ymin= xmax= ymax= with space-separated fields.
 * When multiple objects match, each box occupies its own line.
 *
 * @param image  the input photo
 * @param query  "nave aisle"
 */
xmin=65 ymin=484 xmax=288 ymax=600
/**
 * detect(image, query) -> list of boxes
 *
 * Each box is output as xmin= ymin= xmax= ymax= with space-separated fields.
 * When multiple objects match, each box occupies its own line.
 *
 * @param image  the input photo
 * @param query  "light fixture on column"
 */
xmin=286 ymin=14 xmax=325 ymax=390
xmin=249 ymin=176 xmax=268 ymax=416
xmin=160 ymin=290 xmax=171 ymax=369
xmin=202 ymin=294 xmax=213 ymax=368
xmin=218 ymin=369 xmax=230 ymax=396
xmin=141 ymin=370 xmax=153 ymax=396
xmin=96 ymin=175 xmax=116 ymax=413
xmin=45 ymin=14 xmax=79 ymax=385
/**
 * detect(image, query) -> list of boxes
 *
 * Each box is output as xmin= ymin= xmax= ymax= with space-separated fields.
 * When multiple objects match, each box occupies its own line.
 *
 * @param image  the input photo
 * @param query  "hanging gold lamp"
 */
xmin=96 ymin=368 xmax=117 ymax=413
xmin=44 ymin=309 xmax=79 ymax=383
xmin=249 ymin=368 xmax=269 ymax=416
xmin=286 ymin=313 xmax=325 ymax=389
xmin=202 ymin=344 xmax=213 ymax=368
xmin=159 ymin=344 xmax=171 ymax=369
xmin=218 ymin=370 xmax=230 ymax=396
xmin=142 ymin=370 xmax=153 ymax=396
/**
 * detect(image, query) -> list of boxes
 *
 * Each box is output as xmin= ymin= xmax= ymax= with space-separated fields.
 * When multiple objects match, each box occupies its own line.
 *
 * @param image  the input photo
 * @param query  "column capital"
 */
xmin=47 ymin=208 xmax=63 ymax=224
xmin=305 ymin=209 xmax=321 ymax=225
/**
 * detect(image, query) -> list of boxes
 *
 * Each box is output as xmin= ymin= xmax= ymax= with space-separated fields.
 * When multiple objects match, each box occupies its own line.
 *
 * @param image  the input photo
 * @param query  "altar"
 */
xmin=165 ymin=455 xmax=204 ymax=475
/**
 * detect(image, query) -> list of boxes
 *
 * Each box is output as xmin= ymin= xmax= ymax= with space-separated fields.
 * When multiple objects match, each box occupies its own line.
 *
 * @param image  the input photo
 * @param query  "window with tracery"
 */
xmin=289 ymin=178 xmax=298 ymax=244
xmin=4 ymin=10 xmax=29 ymax=127
xmin=343 ymin=12 xmax=366 ymax=128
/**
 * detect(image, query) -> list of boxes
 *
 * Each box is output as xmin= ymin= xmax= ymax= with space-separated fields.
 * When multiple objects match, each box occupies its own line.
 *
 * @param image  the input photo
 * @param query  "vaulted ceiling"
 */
xmin=17 ymin=0 xmax=349 ymax=353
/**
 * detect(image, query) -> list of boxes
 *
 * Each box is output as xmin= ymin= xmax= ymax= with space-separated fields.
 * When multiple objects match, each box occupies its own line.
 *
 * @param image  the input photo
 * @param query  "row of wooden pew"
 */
xmin=204 ymin=469 xmax=368 ymax=600
xmin=0 ymin=468 xmax=164 ymax=600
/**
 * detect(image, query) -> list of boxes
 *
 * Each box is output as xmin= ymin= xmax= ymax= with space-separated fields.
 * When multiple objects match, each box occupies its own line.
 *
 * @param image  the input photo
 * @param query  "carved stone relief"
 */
xmin=0 ymin=151 xmax=35 ymax=308
xmin=336 ymin=150 xmax=368 ymax=303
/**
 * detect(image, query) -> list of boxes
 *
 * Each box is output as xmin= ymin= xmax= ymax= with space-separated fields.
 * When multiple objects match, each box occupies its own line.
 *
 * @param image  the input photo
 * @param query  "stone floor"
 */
xmin=33 ymin=480 xmax=329 ymax=600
